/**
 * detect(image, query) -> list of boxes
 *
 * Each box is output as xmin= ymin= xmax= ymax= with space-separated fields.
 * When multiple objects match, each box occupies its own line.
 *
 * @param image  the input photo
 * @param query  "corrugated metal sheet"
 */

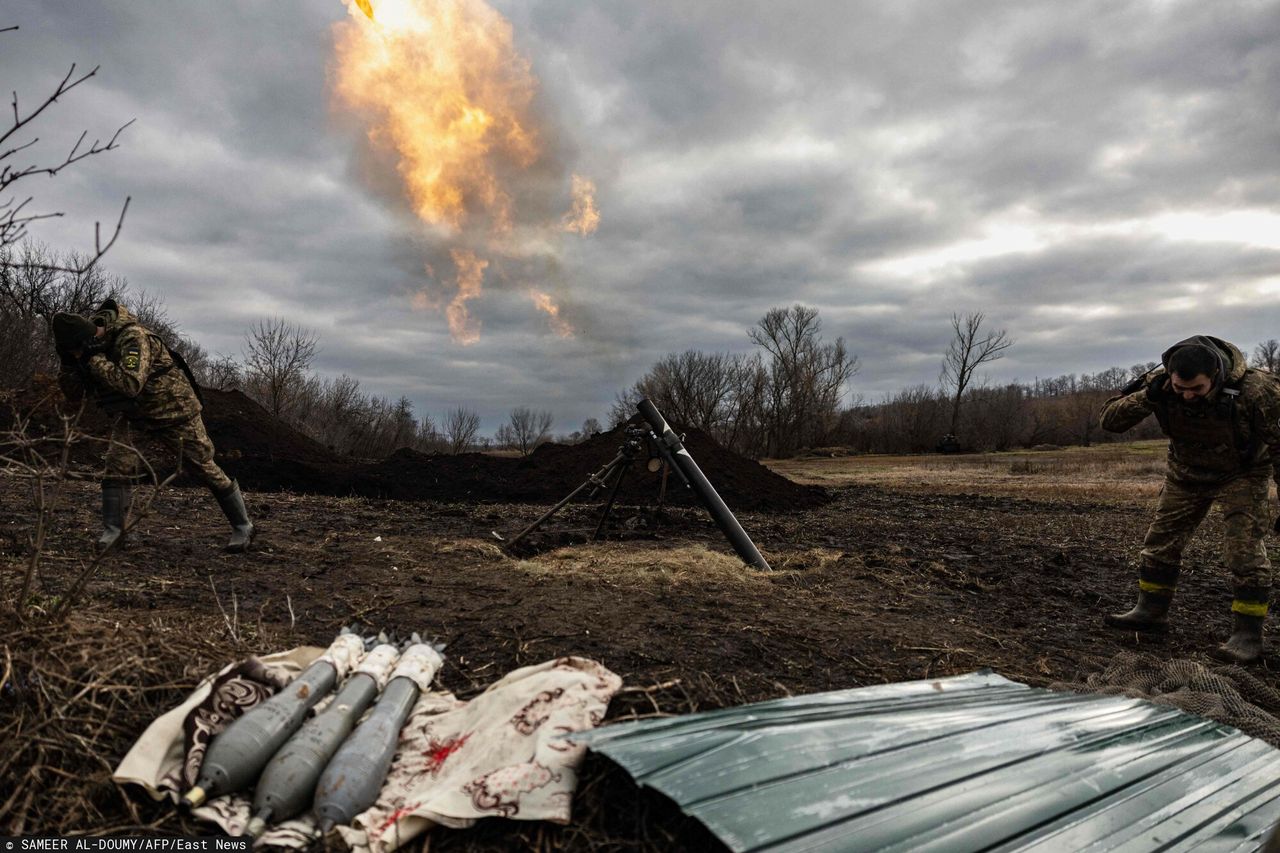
xmin=575 ymin=670 xmax=1280 ymax=852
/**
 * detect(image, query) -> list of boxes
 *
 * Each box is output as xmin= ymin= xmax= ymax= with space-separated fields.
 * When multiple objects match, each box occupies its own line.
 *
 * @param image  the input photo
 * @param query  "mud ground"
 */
xmin=3 ymin=471 xmax=1279 ymax=848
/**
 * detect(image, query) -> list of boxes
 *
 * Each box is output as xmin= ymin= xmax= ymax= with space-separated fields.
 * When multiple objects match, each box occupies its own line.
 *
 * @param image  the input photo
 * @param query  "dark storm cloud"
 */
xmin=6 ymin=0 xmax=1278 ymax=431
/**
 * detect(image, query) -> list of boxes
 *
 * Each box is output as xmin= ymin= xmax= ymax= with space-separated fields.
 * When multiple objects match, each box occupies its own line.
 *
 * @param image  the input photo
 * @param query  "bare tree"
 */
xmin=0 ymin=245 xmax=131 ymax=386
xmin=581 ymin=417 xmax=602 ymax=438
xmin=242 ymin=318 xmax=318 ymax=422
xmin=507 ymin=406 xmax=553 ymax=455
xmin=940 ymin=312 xmax=1013 ymax=436
xmin=443 ymin=407 xmax=481 ymax=454
xmin=1252 ymin=339 xmax=1280 ymax=373
xmin=200 ymin=354 xmax=242 ymax=391
xmin=389 ymin=396 xmax=417 ymax=450
xmin=1 ymin=27 xmax=133 ymax=274
xmin=415 ymin=415 xmax=443 ymax=453
xmin=748 ymin=305 xmax=858 ymax=456
xmin=494 ymin=424 xmax=515 ymax=450
xmin=635 ymin=350 xmax=739 ymax=434
xmin=1129 ymin=361 xmax=1159 ymax=381
xmin=721 ymin=352 xmax=770 ymax=457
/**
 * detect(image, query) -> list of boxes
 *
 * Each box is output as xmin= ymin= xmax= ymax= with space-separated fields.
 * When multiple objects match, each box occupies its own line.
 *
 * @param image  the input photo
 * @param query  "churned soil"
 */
xmin=4 ymin=462 xmax=1279 ymax=847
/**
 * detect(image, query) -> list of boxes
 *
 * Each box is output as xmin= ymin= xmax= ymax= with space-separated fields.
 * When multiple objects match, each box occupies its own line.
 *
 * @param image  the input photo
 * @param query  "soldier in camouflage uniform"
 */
xmin=1100 ymin=335 xmax=1280 ymax=663
xmin=53 ymin=300 xmax=255 ymax=553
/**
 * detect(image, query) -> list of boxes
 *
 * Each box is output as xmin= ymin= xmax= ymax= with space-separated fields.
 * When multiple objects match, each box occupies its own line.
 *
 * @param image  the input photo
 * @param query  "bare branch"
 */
xmin=0 ymin=32 xmax=133 ymax=266
xmin=0 ymin=135 xmax=39 ymax=163
xmin=0 ymin=64 xmax=100 ymax=150
xmin=443 ymin=407 xmax=481 ymax=454
xmin=0 ymin=119 xmax=134 ymax=194
xmin=0 ymin=197 xmax=129 ymax=277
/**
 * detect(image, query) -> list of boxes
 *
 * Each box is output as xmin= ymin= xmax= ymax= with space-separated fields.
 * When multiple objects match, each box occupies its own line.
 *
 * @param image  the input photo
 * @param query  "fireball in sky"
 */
xmin=333 ymin=0 xmax=594 ymax=343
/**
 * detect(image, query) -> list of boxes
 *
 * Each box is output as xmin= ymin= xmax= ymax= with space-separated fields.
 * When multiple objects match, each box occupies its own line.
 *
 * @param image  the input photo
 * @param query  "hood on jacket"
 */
xmin=1160 ymin=334 xmax=1246 ymax=391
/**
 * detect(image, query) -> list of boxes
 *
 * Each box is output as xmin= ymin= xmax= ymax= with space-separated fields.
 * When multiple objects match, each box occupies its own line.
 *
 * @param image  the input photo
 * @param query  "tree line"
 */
xmin=0 ymin=247 xmax=591 ymax=458
xmin=616 ymin=307 xmax=1280 ymax=457
xmin=6 ymin=249 xmax=1278 ymax=460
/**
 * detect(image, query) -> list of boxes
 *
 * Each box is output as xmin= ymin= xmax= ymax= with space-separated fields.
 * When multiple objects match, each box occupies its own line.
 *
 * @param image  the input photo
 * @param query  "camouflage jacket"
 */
xmin=1099 ymin=336 xmax=1280 ymax=485
xmin=59 ymin=304 xmax=202 ymax=426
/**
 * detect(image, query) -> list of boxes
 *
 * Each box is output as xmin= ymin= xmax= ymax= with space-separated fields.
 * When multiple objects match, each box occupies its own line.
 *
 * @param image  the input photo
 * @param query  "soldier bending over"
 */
xmin=1101 ymin=335 xmax=1280 ymax=663
xmin=53 ymin=300 xmax=255 ymax=553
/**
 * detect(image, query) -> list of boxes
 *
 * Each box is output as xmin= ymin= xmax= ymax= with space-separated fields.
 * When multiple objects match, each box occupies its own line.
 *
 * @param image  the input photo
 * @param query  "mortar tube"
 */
xmin=636 ymin=398 xmax=772 ymax=570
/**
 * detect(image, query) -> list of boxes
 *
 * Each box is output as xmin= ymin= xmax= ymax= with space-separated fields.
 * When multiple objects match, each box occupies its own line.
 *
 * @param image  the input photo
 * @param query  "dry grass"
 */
xmin=0 ymin=607 xmax=294 ymax=836
xmin=765 ymin=440 xmax=1173 ymax=503
xmin=514 ymin=542 xmax=839 ymax=589
xmin=425 ymin=537 xmax=507 ymax=561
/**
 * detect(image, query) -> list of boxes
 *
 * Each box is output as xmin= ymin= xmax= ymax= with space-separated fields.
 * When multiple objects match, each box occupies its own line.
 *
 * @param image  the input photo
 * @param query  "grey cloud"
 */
xmin=5 ymin=0 xmax=1279 ymax=432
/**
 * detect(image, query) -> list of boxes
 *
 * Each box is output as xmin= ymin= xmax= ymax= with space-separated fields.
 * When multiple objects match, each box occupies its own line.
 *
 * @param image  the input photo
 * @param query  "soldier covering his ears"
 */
xmin=52 ymin=299 xmax=255 ymax=553
xmin=1100 ymin=335 xmax=1280 ymax=663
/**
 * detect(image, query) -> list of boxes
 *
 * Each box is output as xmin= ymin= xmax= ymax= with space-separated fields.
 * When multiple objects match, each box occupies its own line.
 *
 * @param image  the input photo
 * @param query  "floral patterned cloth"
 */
xmin=180 ymin=657 xmax=292 ymax=790
xmin=114 ymin=649 xmax=620 ymax=851
xmin=112 ymin=644 xmax=323 ymax=845
xmin=338 ymin=656 xmax=621 ymax=853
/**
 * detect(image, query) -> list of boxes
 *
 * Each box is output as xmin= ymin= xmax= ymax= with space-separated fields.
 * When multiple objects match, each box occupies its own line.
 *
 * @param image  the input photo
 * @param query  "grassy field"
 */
xmin=764 ymin=440 xmax=1174 ymax=503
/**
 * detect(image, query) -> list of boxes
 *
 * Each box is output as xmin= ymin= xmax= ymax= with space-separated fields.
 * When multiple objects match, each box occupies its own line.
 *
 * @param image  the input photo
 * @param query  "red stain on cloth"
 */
xmin=423 ymin=733 xmax=472 ymax=776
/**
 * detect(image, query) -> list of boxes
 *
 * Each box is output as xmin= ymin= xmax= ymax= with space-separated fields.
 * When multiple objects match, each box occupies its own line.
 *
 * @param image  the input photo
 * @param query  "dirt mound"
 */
xmin=513 ymin=425 xmax=828 ymax=512
xmin=194 ymin=391 xmax=826 ymax=509
xmin=4 ymin=381 xmax=826 ymax=511
xmin=217 ymin=416 xmax=826 ymax=511
xmin=201 ymin=388 xmax=341 ymax=465
xmin=249 ymin=427 xmax=828 ymax=512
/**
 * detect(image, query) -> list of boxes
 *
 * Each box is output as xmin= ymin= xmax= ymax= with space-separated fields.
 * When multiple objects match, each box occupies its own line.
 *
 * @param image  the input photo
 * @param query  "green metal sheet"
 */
xmin=574 ymin=671 xmax=1280 ymax=852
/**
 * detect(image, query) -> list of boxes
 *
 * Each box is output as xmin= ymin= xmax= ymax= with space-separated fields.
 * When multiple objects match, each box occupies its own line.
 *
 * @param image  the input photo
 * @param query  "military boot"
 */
xmin=212 ymin=480 xmax=255 ymax=553
xmin=1103 ymin=590 xmax=1172 ymax=632
xmin=96 ymin=482 xmax=131 ymax=551
xmin=1212 ymin=588 xmax=1268 ymax=665
xmin=1214 ymin=613 xmax=1265 ymax=664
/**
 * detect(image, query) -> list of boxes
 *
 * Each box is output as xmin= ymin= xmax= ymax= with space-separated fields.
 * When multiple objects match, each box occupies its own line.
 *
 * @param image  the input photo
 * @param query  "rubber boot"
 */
xmin=212 ymin=480 xmax=255 ymax=553
xmin=1214 ymin=613 xmax=1265 ymax=664
xmin=96 ymin=482 xmax=131 ymax=551
xmin=1103 ymin=590 xmax=1172 ymax=632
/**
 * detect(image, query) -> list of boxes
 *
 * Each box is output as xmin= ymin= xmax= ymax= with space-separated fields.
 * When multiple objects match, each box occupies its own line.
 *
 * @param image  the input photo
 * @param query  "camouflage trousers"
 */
xmin=103 ymin=415 xmax=233 ymax=493
xmin=1138 ymin=472 xmax=1273 ymax=616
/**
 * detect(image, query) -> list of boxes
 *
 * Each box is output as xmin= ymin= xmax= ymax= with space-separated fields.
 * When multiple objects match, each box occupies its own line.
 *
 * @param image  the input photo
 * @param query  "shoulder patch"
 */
xmin=123 ymin=344 xmax=141 ymax=371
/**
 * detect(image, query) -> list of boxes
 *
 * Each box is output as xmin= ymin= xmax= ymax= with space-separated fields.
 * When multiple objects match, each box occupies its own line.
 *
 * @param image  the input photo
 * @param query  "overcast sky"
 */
xmin=7 ymin=0 xmax=1279 ymax=431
